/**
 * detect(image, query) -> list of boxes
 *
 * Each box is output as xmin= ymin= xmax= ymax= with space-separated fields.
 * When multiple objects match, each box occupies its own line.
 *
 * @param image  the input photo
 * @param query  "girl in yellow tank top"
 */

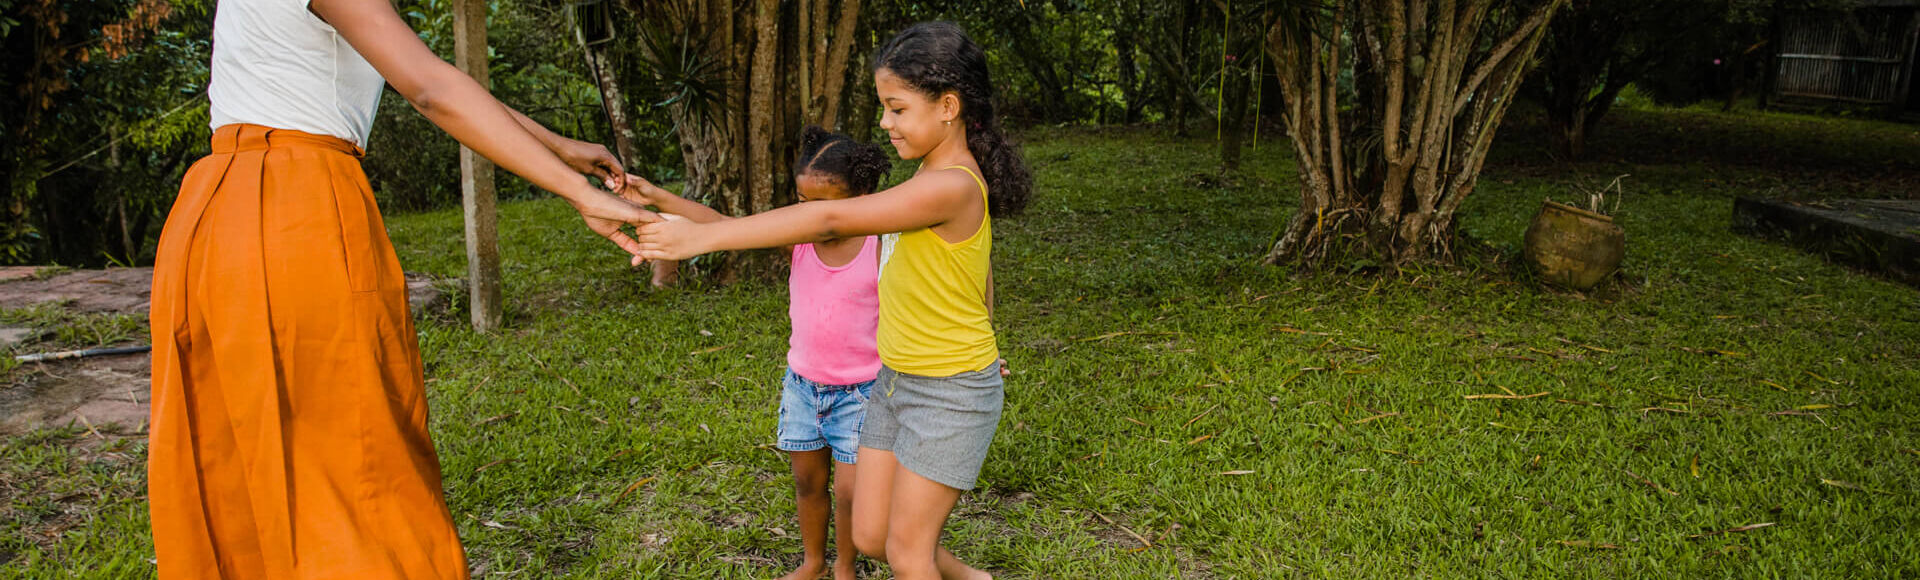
xmin=634 ymin=21 xmax=1030 ymax=580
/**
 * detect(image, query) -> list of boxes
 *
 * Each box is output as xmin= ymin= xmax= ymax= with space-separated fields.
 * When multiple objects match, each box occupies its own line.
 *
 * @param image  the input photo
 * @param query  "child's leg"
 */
xmin=781 ymin=449 xmax=834 ymax=580
xmin=831 ymin=460 xmax=859 ymax=579
xmin=849 ymin=447 xmax=897 ymax=559
xmin=885 ymin=467 xmax=988 ymax=580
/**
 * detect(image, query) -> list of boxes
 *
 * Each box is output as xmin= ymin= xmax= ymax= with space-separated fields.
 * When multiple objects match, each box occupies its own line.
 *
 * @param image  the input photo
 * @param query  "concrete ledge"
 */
xmin=1732 ymin=198 xmax=1920 ymax=287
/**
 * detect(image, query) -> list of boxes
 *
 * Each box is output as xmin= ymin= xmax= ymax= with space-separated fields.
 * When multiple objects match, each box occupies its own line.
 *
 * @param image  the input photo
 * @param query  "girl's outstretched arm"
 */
xmin=621 ymin=175 xmax=730 ymax=224
xmin=636 ymin=170 xmax=978 ymax=261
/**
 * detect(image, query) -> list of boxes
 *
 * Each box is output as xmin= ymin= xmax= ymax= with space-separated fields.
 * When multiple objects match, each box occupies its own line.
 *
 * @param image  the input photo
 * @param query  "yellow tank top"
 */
xmin=877 ymin=166 xmax=998 ymax=376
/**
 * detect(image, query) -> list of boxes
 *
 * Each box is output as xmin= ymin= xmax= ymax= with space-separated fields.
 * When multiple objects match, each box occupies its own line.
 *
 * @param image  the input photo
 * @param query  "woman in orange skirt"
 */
xmin=146 ymin=0 xmax=657 ymax=576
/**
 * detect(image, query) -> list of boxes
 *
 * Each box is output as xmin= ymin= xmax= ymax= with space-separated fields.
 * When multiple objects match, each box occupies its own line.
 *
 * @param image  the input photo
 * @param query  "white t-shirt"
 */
xmin=207 ymin=0 xmax=386 ymax=147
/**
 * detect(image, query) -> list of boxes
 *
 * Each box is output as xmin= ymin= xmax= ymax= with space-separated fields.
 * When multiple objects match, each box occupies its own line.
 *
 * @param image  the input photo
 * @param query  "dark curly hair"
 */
xmin=874 ymin=21 xmax=1033 ymax=217
xmin=795 ymin=125 xmax=892 ymax=196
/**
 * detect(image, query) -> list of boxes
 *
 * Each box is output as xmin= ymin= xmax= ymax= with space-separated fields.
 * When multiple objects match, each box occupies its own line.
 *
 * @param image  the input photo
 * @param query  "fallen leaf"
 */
xmin=475 ymin=458 xmax=517 ymax=473
xmin=1691 ymin=454 xmax=1701 ymax=479
xmin=1804 ymin=371 xmax=1841 ymax=385
xmin=1123 ymin=417 xmax=1148 ymax=427
xmin=1624 ymin=469 xmax=1680 ymax=496
xmin=1186 ymin=434 xmax=1214 ymax=445
xmin=1798 ymin=404 xmax=1833 ymax=410
xmin=690 ymin=345 xmax=731 ymax=356
xmin=1820 ymin=478 xmax=1892 ymax=495
xmin=1219 ymin=470 xmax=1255 ymax=476
xmin=1488 ymin=422 xmax=1550 ymax=433
xmin=1640 ymin=407 xmax=1691 ymax=415
xmin=1559 ymin=540 xmax=1623 ymax=549
xmin=1687 ymin=522 xmax=1775 ymax=540
xmin=477 ymin=412 xmax=518 ymax=426
xmin=1678 ymin=347 xmax=1747 ymax=357
xmin=1093 ymin=512 xmax=1153 ymax=548
xmin=1465 ymin=391 xmax=1550 ymax=400
xmin=1184 ymin=404 xmax=1220 ymax=429
xmin=1759 ymin=380 xmax=1790 ymax=392
xmin=1079 ymin=330 xmax=1173 ymax=342
xmin=613 ymin=476 xmax=657 ymax=505
xmin=1351 ymin=412 xmax=1400 ymax=425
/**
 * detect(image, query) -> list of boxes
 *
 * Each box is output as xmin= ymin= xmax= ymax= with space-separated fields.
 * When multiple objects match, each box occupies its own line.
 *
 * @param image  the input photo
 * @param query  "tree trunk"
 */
xmin=845 ymin=43 xmax=879 ymax=141
xmin=1265 ymin=0 xmax=1566 ymax=268
xmin=1220 ymin=62 xmax=1251 ymax=171
xmin=626 ymin=0 xmax=864 ymax=280
xmin=455 ymin=0 xmax=502 ymax=331
xmin=1545 ymin=102 xmax=1587 ymax=160
xmin=580 ymin=41 xmax=642 ymax=170
xmin=1115 ymin=28 xmax=1142 ymax=124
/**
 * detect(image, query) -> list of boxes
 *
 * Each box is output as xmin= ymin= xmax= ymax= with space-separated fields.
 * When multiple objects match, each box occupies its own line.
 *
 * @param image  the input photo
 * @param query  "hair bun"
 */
xmin=800 ymin=125 xmax=831 ymax=151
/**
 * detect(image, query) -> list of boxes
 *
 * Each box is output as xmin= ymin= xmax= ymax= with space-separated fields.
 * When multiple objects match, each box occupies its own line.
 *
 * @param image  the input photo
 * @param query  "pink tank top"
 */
xmin=787 ymin=236 xmax=882 ymax=385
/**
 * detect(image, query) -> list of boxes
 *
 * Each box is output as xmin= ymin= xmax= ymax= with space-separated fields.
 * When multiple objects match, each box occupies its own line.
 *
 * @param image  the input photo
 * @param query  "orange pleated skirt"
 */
xmin=148 ymin=124 xmax=469 ymax=579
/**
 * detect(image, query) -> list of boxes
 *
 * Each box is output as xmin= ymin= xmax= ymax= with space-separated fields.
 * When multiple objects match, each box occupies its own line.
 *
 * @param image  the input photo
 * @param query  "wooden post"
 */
xmin=455 ymin=0 xmax=502 ymax=332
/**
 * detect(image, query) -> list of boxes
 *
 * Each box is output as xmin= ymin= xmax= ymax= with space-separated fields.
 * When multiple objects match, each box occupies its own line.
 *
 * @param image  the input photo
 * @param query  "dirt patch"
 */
xmin=0 ymin=269 xmax=457 ymax=435
xmin=0 ymin=352 xmax=151 ymax=436
xmin=0 ymin=268 xmax=151 ymax=314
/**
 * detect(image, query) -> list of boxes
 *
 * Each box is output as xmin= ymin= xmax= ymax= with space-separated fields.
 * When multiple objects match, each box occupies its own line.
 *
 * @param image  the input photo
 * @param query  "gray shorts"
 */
xmin=860 ymin=362 xmax=1004 ymax=490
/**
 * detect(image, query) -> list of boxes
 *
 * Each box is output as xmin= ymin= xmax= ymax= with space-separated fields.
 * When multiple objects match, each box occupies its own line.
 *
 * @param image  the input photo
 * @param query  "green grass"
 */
xmin=1 ymin=303 xmax=148 ymax=355
xmin=4 ymin=106 xmax=1919 ymax=578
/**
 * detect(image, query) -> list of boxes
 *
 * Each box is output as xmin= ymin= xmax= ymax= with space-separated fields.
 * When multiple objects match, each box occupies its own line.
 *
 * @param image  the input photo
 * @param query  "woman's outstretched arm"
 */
xmin=310 ymin=0 xmax=655 ymax=255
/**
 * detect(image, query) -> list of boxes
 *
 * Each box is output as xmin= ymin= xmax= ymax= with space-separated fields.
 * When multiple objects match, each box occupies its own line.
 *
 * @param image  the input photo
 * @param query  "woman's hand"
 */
xmin=571 ymin=191 xmax=661 ymax=266
xmin=635 ymin=215 xmax=708 ymax=261
xmin=555 ymin=138 xmax=627 ymax=193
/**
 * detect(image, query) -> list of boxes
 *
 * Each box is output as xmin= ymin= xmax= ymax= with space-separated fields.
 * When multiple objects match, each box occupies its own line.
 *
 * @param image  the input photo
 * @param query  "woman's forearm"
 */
xmin=406 ymin=71 xmax=595 ymax=202
xmin=508 ymin=107 xmax=568 ymax=153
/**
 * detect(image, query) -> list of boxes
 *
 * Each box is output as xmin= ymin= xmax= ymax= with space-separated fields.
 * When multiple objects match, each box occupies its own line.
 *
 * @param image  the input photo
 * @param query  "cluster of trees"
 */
xmin=0 ymin=0 xmax=1868 ymax=271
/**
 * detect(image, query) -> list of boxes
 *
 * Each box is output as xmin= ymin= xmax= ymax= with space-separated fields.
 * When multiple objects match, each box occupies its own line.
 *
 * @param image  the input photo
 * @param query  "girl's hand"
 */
xmin=635 ymin=214 xmax=708 ymax=261
xmin=618 ymin=173 xmax=672 ymax=207
xmin=998 ymin=358 xmax=1010 ymax=378
xmin=555 ymin=138 xmax=628 ymax=193
xmin=570 ymin=191 xmax=661 ymax=265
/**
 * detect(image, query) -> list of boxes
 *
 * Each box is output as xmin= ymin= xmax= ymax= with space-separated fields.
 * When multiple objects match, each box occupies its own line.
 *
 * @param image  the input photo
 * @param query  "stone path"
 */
xmin=0 ymin=267 xmax=151 ymax=313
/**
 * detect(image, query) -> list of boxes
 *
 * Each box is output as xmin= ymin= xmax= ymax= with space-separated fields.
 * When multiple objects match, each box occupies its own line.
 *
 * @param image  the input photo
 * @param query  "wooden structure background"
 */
xmin=1773 ymin=0 xmax=1920 ymax=114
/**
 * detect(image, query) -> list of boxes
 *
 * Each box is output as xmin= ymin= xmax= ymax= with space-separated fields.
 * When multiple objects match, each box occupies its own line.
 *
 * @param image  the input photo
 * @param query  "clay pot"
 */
xmin=1523 ymin=200 xmax=1625 ymax=290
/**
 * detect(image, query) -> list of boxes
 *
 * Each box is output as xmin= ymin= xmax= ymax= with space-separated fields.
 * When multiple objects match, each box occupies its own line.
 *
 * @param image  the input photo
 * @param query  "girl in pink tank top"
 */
xmin=627 ymin=125 xmax=891 ymax=580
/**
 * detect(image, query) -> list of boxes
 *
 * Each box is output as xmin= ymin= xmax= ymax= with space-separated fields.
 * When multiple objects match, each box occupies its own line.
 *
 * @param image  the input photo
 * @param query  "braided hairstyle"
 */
xmin=874 ymin=21 xmax=1033 ymax=217
xmin=796 ymin=125 xmax=892 ymax=196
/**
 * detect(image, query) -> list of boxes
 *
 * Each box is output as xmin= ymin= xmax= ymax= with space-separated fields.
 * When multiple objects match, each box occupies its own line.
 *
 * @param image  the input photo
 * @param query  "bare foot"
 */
xmin=832 ymin=559 xmax=858 ymax=580
xmin=777 ymin=559 xmax=827 ymax=580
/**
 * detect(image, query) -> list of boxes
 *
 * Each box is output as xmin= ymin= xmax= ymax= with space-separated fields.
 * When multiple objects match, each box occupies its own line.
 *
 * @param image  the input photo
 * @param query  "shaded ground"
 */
xmin=1496 ymin=105 xmax=1920 ymax=200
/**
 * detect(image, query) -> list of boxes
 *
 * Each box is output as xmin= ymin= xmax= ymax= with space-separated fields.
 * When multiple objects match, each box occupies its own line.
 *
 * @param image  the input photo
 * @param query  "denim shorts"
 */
xmin=775 ymin=369 xmax=874 ymax=464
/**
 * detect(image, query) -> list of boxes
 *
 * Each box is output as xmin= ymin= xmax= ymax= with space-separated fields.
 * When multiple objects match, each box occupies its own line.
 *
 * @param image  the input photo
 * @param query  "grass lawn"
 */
xmin=4 ymin=105 xmax=1918 ymax=578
